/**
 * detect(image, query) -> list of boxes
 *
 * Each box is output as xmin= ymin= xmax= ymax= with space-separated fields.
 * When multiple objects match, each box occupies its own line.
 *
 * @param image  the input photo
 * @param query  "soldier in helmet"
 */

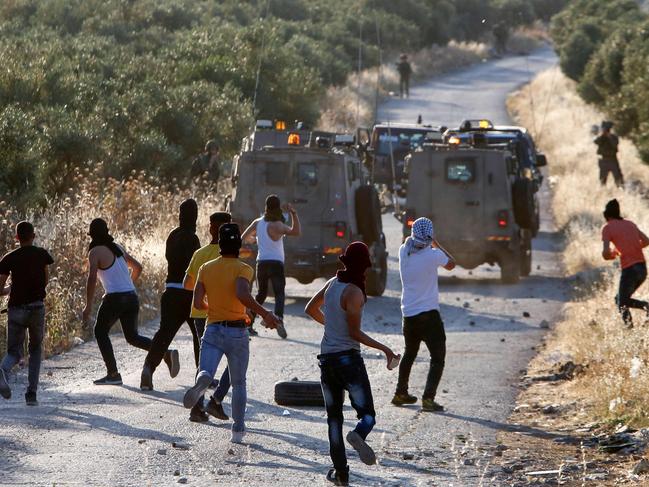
xmin=396 ymin=54 xmax=412 ymax=99
xmin=191 ymin=139 xmax=221 ymax=180
xmin=594 ymin=121 xmax=624 ymax=187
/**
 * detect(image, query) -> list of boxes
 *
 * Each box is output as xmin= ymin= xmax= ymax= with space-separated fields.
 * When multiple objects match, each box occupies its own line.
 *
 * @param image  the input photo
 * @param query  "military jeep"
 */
xmin=227 ymin=122 xmax=388 ymax=296
xmin=399 ymin=140 xmax=535 ymax=283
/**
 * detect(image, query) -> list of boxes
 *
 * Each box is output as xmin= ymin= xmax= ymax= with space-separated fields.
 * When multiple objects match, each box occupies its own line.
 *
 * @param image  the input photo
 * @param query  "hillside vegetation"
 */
xmin=0 ymin=0 xmax=565 ymax=207
xmin=551 ymin=0 xmax=649 ymax=162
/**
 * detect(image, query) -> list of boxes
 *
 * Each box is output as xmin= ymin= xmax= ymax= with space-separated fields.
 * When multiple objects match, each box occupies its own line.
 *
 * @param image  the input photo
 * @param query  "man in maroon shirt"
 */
xmin=602 ymin=199 xmax=649 ymax=327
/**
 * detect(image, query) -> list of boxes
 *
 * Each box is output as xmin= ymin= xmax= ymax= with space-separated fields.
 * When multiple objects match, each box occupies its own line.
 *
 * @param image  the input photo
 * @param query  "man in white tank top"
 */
xmin=82 ymin=218 xmax=153 ymax=386
xmin=241 ymin=194 xmax=300 ymax=339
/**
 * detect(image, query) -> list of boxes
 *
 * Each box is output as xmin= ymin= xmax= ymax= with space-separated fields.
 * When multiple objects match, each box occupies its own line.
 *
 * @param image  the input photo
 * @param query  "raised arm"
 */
xmin=305 ymin=281 xmax=329 ymax=326
xmin=123 ymin=250 xmax=143 ymax=282
xmin=283 ymin=205 xmax=301 ymax=237
xmin=241 ymin=219 xmax=258 ymax=244
xmin=433 ymin=239 xmax=456 ymax=270
xmin=343 ymin=286 xmax=398 ymax=368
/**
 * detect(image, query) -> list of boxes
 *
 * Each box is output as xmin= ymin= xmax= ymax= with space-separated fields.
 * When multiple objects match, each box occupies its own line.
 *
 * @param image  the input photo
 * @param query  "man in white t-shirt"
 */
xmin=392 ymin=217 xmax=455 ymax=412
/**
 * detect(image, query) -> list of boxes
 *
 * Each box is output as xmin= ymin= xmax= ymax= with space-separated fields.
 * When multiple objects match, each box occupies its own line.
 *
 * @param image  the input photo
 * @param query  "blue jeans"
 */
xmin=1 ymin=302 xmax=45 ymax=393
xmin=198 ymin=324 xmax=249 ymax=432
xmin=319 ymin=350 xmax=376 ymax=471
xmin=192 ymin=318 xmax=231 ymax=405
xmin=617 ymin=262 xmax=648 ymax=326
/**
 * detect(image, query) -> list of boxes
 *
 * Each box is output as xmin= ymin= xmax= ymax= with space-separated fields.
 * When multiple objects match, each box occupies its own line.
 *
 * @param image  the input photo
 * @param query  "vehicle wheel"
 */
xmin=512 ymin=179 xmax=535 ymax=229
xmin=500 ymin=245 xmax=521 ymax=284
xmin=274 ymin=380 xmax=324 ymax=407
xmin=366 ymin=240 xmax=387 ymax=296
xmin=520 ymin=232 xmax=532 ymax=277
xmin=355 ymin=185 xmax=382 ymax=244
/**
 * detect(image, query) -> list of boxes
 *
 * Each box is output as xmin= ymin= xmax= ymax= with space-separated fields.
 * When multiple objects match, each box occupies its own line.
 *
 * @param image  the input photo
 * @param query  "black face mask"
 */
xmin=88 ymin=231 xmax=123 ymax=257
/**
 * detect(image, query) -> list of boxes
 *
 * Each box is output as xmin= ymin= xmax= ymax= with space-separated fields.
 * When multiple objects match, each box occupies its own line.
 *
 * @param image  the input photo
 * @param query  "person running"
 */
xmin=396 ymin=53 xmax=412 ymax=99
xmin=140 ymin=199 xmax=201 ymax=392
xmin=602 ymin=199 xmax=649 ymax=328
xmin=305 ymin=242 xmax=399 ymax=486
xmin=183 ymin=211 xmax=233 ymax=423
xmin=0 ymin=221 xmax=54 ymax=405
xmin=242 ymin=194 xmax=300 ymax=338
xmin=183 ymin=223 xmax=281 ymax=443
xmin=391 ymin=217 xmax=455 ymax=412
xmin=82 ymin=218 xmax=152 ymax=385
xmin=594 ymin=121 xmax=624 ymax=187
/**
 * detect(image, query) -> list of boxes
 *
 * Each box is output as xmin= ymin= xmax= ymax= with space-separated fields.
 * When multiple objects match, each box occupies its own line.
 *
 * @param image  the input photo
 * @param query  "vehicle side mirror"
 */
xmin=536 ymin=153 xmax=547 ymax=167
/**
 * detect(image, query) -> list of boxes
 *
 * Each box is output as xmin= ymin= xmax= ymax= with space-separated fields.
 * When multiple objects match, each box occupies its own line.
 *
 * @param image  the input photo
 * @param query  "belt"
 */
xmin=165 ymin=283 xmax=185 ymax=290
xmin=210 ymin=320 xmax=248 ymax=328
xmin=317 ymin=349 xmax=360 ymax=361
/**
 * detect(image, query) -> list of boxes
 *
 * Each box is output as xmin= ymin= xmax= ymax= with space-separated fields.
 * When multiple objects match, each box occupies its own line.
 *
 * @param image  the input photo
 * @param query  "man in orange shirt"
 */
xmin=602 ymin=199 xmax=649 ymax=327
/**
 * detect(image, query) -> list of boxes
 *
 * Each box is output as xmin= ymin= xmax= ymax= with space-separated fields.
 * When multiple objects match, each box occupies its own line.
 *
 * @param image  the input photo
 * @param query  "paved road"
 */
xmin=0 ymin=48 xmax=567 ymax=486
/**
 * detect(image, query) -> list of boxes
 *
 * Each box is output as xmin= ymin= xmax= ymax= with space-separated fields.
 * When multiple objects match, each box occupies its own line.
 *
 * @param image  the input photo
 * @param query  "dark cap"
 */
xmin=218 ymin=223 xmax=242 ymax=254
xmin=339 ymin=241 xmax=372 ymax=271
xmin=88 ymin=218 xmax=109 ymax=237
xmin=602 ymin=120 xmax=614 ymax=130
xmin=210 ymin=212 xmax=232 ymax=225
xmin=265 ymin=194 xmax=281 ymax=211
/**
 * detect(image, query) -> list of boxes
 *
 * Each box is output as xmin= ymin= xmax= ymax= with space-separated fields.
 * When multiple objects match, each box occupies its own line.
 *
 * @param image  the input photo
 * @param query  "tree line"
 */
xmin=0 ymin=0 xmax=564 ymax=207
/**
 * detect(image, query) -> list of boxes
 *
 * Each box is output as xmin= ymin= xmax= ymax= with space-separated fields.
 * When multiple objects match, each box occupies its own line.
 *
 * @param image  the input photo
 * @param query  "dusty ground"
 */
xmin=1 ymin=49 xmax=565 ymax=486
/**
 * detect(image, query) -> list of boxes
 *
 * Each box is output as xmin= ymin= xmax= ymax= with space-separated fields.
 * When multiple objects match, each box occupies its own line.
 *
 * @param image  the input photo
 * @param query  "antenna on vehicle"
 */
xmin=373 ymin=14 xmax=382 ymax=127
xmin=355 ymin=18 xmax=363 ymax=127
xmin=252 ymin=0 xmax=272 ymax=120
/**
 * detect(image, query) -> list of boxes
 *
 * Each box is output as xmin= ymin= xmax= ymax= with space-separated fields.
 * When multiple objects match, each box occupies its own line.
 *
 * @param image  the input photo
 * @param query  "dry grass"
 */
xmin=0 ymin=168 xmax=226 ymax=356
xmin=318 ymin=31 xmax=546 ymax=132
xmin=509 ymin=67 xmax=649 ymax=424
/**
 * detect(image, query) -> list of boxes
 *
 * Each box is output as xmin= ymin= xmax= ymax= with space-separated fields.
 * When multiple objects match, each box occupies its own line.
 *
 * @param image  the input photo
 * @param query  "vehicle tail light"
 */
xmin=405 ymin=209 xmax=416 ymax=228
xmin=497 ymin=210 xmax=508 ymax=228
xmin=335 ymin=221 xmax=346 ymax=239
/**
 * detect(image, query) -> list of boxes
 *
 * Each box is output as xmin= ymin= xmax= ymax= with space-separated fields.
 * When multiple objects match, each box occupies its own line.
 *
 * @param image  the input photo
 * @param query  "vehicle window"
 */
xmin=374 ymin=130 xmax=427 ymax=155
xmin=266 ymin=161 xmax=289 ymax=186
xmin=347 ymin=161 xmax=360 ymax=182
xmin=446 ymin=159 xmax=475 ymax=183
xmin=297 ymin=163 xmax=317 ymax=186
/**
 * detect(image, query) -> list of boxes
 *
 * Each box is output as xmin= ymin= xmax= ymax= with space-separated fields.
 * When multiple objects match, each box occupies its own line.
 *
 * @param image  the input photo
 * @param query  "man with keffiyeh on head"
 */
xmin=305 ymin=242 xmax=399 ymax=486
xmin=392 ymin=217 xmax=455 ymax=412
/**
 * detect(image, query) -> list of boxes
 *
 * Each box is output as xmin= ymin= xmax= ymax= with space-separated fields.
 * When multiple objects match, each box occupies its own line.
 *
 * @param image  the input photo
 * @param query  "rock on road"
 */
xmin=0 ymin=47 xmax=566 ymax=486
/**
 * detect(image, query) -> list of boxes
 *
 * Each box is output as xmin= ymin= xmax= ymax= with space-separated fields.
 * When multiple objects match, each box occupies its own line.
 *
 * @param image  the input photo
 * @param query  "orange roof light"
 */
xmin=288 ymin=133 xmax=300 ymax=145
xmin=448 ymin=136 xmax=461 ymax=145
xmin=275 ymin=120 xmax=286 ymax=130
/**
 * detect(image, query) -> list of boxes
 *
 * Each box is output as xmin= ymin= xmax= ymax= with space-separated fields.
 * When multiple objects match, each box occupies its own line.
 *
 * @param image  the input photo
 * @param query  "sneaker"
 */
xmin=93 ymin=373 xmax=123 ymax=386
xmin=346 ymin=430 xmax=376 ymax=465
xmin=183 ymin=374 xmax=211 ymax=409
xmin=164 ymin=349 xmax=180 ymax=378
xmin=0 ymin=369 xmax=11 ymax=399
xmin=25 ymin=391 xmax=38 ymax=406
xmin=391 ymin=392 xmax=417 ymax=406
xmin=248 ymin=327 xmax=258 ymax=337
xmin=326 ymin=467 xmax=349 ymax=486
xmin=421 ymin=398 xmax=444 ymax=412
xmin=276 ymin=321 xmax=287 ymax=339
xmin=140 ymin=364 xmax=153 ymax=391
xmin=189 ymin=404 xmax=209 ymax=423
xmin=205 ymin=397 xmax=229 ymax=420
xmin=231 ymin=430 xmax=246 ymax=444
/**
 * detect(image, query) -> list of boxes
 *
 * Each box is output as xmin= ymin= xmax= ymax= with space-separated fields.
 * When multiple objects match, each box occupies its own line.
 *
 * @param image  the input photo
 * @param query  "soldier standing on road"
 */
xmin=182 ymin=223 xmax=280 ymax=444
xmin=602 ymin=199 xmax=649 ymax=328
xmin=82 ymin=218 xmax=152 ymax=386
xmin=594 ymin=121 xmax=624 ymax=187
xmin=191 ymin=139 xmax=221 ymax=180
xmin=305 ymin=242 xmax=400 ymax=487
xmin=183 ymin=211 xmax=233 ymax=423
xmin=0 ymin=221 xmax=54 ymax=406
xmin=392 ymin=217 xmax=455 ymax=412
xmin=396 ymin=54 xmax=412 ymax=99
xmin=241 ymin=194 xmax=300 ymax=338
xmin=140 ymin=199 xmax=201 ymax=393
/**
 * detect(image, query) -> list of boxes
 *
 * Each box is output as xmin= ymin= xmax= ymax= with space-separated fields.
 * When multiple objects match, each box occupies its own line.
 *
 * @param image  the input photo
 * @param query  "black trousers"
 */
xmin=395 ymin=309 xmax=446 ymax=400
xmin=94 ymin=291 xmax=152 ymax=375
xmin=599 ymin=158 xmax=624 ymax=187
xmin=617 ymin=262 xmax=648 ymax=326
xmin=145 ymin=288 xmax=200 ymax=372
xmin=255 ymin=260 xmax=285 ymax=318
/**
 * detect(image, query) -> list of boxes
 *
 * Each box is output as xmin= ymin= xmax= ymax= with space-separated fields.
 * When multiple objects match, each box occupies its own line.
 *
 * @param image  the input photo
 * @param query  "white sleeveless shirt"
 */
xmin=256 ymin=218 xmax=285 ymax=263
xmin=98 ymin=249 xmax=136 ymax=294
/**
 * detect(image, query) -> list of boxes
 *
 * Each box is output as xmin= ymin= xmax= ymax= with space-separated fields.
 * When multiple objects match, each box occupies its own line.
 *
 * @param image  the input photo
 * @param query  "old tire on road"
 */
xmin=274 ymin=380 xmax=325 ymax=407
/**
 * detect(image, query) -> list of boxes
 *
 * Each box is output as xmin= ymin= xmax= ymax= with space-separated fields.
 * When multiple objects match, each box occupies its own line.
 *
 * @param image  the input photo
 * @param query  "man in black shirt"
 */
xmin=594 ymin=120 xmax=624 ymax=187
xmin=140 ymin=199 xmax=202 ymax=394
xmin=0 ymin=221 xmax=54 ymax=406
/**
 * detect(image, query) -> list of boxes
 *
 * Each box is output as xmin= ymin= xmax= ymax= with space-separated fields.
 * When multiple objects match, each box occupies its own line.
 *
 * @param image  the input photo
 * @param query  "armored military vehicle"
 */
xmin=399 ymin=130 xmax=537 ymax=283
xmin=228 ymin=121 xmax=388 ymax=295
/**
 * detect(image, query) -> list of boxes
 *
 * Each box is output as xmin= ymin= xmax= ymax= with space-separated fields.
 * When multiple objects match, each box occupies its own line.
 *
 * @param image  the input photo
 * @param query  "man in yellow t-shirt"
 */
xmin=183 ymin=223 xmax=280 ymax=444
xmin=183 ymin=211 xmax=231 ymax=423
